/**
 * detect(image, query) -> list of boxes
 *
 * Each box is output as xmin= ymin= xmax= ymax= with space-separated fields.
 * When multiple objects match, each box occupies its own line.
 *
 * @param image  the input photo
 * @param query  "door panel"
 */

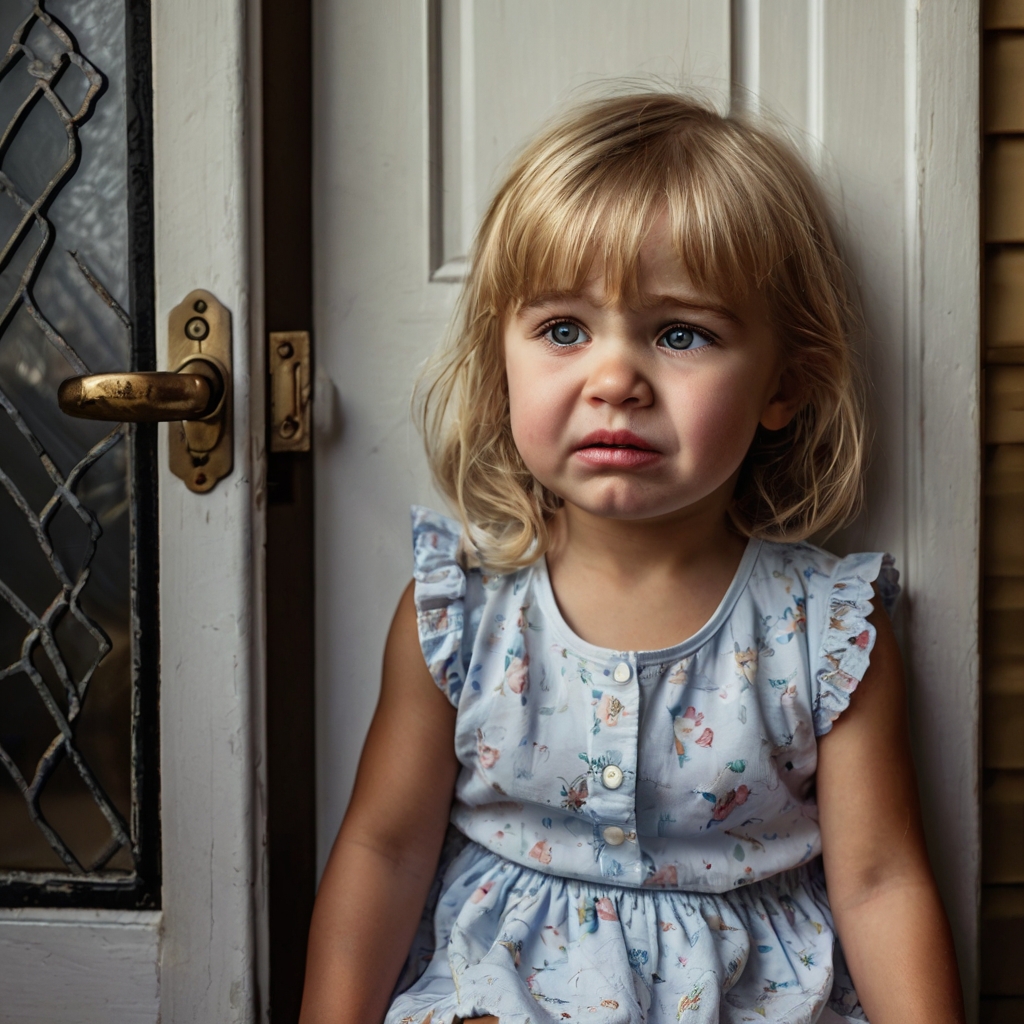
xmin=432 ymin=0 xmax=729 ymax=278
xmin=314 ymin=0 xmax=980 ymax=1015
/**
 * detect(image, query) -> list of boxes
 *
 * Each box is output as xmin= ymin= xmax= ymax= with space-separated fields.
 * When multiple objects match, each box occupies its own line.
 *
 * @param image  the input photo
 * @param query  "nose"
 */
xmin=582 ymin=341 xmax=654 ymax=408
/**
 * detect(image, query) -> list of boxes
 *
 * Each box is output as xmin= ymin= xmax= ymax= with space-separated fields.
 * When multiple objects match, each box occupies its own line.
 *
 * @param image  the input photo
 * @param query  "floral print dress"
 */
xmin=385 ymin=507 xmax=900 ymax=1024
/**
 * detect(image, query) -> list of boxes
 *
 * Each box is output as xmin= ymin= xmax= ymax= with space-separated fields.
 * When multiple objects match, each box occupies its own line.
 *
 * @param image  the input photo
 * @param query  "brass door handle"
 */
xmin=57 ymin=361 xmax=225 ymax=422
xmin=56 ymin=289 xmax=234 ymax=493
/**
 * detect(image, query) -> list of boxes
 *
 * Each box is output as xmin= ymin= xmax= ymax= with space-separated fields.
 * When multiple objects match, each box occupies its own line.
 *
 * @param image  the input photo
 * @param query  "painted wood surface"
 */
xmin=1 ymin=0 xmax=266 ymax=1019
xmin=311 ymin=0 xmax=979 ymax=1014
xmin=151 ymin=0 xmax=263 ymax=1017
xmin=0 ymin=910 xmax=160 ymax=1023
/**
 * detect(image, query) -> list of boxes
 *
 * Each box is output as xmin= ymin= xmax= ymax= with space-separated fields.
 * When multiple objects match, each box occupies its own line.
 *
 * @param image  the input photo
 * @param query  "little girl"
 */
xmin=301 ymin=94 xmax=964 ymax=1024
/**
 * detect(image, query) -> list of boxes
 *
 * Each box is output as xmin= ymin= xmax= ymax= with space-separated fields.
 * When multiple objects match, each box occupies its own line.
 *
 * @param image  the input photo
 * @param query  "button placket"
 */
xmin=590 ymin=653 xmax=640 ymax=877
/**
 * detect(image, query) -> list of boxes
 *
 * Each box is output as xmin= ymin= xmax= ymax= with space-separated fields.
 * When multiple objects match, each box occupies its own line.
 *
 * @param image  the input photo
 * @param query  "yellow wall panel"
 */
xmin=984 ymin=693 xmax=1024 ymax=768
xmin=981 ymin=886 xmax=1024 ymax=994
xmin=987 ymin=33 xmax=1024 ymax=132
xmin=987 ymin=0 xmax=1024 ymax=29
xmin=987 ymin=367 xmax=1024 ymax=443
xmin=986 ymin=446 xmax=1024 ymax=494
xmin=987 ymin=138 xmax=1024 ymax=241
xmin=984 ymin=18 xmax=1024 ymax=1008
xmin=983 ymin=771 xmax=1024 ymax=885
xmin=985 ymin=497 xmax=1024 ymax=575
xmin=987 ymin=248 xmax=1024 ymax=346
xmin=987 ymin=576 xmax=1024 ymax=609
xmin=986 ymin=611 xmax=1024 ymax=664
xmin=987 ymin=661 xmax=1024 ymax=695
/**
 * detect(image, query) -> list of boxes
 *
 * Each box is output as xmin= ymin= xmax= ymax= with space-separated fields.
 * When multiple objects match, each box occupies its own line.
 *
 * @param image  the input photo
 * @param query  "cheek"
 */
xmin=508 ymin=378 xmax=564 ymax=471
xmin=674 ymin=372 xmax=763 ymax=464
xmin=506 ymin=354 xmax=563 ymax=470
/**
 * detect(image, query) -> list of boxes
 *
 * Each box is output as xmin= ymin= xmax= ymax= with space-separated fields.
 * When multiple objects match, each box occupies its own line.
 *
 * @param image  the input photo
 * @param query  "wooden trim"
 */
xmin=910 ymin=3 xmax=982 ymax=1014
xmin=152 ymin=0 xmax=264 ymax=1016
xmin=980 ymin=3 xmax=1024 ymax=1020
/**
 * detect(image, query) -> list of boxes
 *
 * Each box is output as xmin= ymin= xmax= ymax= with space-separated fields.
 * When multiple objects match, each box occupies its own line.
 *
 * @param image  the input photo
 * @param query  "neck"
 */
xmin=541 ymin=484 xmax=751 ymax=651
xmin=547 ymin=490 xmax=744 ymax=582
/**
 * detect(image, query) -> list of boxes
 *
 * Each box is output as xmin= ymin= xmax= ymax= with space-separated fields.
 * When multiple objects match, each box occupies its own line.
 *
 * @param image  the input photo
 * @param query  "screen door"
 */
xmin=0 ymin=0 xmax=264 ymax=1019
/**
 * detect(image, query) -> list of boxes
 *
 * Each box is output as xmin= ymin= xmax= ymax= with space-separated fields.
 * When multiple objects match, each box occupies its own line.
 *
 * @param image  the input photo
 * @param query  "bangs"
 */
xmin=474 ymin=105 xmax=807 ymax=317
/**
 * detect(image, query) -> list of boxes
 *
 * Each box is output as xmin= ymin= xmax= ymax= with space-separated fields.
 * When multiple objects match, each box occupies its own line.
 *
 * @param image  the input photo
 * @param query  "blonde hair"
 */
xmin=418 ymin=92 xmax=865 ymax=572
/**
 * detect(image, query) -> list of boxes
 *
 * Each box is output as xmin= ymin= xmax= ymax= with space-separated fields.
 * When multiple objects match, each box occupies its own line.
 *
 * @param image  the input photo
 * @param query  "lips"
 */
xmin=574 ymin=429 xmax=662 ymax=469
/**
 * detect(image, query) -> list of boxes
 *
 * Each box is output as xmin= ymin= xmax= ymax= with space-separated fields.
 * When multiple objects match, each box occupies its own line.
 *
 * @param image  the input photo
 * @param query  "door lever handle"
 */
xmin=55 ymin=289 xmax=234 ymax=493
xmin=57 ymin=361 xmax=224 ymax=422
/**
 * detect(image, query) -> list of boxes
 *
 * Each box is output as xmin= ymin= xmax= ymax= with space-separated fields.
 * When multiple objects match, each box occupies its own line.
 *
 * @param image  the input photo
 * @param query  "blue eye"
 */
xmin=545 ymin=321 xmax=587 ymax=346
xmin=660 ymin=325 xmax=712 ymax=351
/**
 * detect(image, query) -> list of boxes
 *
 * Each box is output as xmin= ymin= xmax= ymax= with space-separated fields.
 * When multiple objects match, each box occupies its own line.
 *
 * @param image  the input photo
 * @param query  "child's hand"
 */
xmin=817 ymin=595 xmax=965 ymax=1024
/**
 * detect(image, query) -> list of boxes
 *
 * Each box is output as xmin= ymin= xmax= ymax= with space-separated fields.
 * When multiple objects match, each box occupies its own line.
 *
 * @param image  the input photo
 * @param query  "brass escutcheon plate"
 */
xmin=168 ymin=290 xmax=233 ymax=492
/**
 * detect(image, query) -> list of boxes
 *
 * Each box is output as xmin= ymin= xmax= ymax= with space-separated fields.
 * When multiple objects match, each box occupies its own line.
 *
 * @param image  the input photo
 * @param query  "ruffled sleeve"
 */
xmin=411 ymin=505 xmax=468 ymax=706
xmin=812 ymin=552 xmax=901 ymax=736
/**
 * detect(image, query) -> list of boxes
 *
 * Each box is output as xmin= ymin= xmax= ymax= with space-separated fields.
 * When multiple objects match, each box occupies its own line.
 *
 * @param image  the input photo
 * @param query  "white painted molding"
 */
xmin=906 ymin=0 xmax=981 ymax=1015
xmin=430 ymin=256 xmax=468 ymax=283
xmin=152 ymin=0 xmax=263 ymax=1018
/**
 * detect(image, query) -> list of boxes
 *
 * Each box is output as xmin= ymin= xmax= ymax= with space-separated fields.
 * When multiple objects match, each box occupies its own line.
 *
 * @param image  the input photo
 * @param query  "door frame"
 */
xmin=153 ymin=0 xmax=267 ymax=1015
xmin=0 ymin=0 xmax=268 ymax=1017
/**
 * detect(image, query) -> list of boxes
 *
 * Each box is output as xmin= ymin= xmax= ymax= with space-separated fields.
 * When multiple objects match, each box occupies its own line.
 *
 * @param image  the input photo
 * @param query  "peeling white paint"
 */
xmin=0 ymin=911 xmax=161 ymax=1023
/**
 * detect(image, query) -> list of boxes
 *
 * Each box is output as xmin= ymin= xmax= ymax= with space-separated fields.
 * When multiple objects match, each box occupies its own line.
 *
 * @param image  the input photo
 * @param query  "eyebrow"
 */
xmin=517 ymin=291 xmax=742 ymax=324
xmin=645 ymin=293 xmax=742 ymax=324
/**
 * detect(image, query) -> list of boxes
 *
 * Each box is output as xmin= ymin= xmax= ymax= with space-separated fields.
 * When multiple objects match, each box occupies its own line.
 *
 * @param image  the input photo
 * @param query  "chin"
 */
xmin=571 ymin=484 xmax=689 ymax=522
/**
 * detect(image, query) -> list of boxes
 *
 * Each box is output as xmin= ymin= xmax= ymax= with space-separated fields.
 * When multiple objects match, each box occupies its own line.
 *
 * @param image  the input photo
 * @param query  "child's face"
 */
xmin=503 ymin=217 xmax=799 ymax=524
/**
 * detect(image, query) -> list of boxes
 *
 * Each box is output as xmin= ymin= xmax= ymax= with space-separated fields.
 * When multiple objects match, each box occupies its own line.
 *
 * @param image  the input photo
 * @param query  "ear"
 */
xmin=759 ymin=369 xmax=803 ymax=432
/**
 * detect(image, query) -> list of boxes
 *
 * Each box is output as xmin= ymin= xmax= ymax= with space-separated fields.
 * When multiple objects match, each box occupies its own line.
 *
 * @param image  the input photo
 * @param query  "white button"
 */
xmin=601 ymin=764 xmax=624 ymax=789
xmin=602 ymin=825 xmax=626 ymax=846
xmin=612 ymin=661 xmax=631 ymax=683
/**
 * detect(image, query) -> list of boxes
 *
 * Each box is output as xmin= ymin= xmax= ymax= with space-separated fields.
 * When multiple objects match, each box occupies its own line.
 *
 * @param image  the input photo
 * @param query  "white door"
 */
xmin=0 ymin=0 xmax=265 ymax=1020
xmin=313 ymin=0 xmax=980 ymax=1015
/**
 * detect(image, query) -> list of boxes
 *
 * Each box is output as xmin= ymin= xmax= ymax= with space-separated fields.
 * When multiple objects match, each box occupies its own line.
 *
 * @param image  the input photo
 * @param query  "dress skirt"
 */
xmin=385 ymin=839 xmax=867 ymax=1024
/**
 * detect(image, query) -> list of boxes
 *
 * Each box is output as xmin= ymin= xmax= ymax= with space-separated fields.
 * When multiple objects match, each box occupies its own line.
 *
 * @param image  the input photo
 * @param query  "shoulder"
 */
xmin=411 ymin=505 xmax=516 ymax=705
xmin=753 ymin=540 xmax=901 ymax=736
xmin=751 ymin=540 xmax=899 ymax=617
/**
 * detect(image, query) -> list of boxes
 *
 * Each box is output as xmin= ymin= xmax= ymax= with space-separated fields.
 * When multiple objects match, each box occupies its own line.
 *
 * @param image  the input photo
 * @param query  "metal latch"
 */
xmin=167 ymin=290 xmax=233 ymax=491
xmin=269 ymin=331 xmax=311 ymax=452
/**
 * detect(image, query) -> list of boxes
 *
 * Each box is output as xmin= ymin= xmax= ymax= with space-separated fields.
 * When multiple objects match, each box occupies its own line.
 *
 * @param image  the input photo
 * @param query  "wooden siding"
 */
xmin=983 ymin=3 xmax=1024 ymax=1020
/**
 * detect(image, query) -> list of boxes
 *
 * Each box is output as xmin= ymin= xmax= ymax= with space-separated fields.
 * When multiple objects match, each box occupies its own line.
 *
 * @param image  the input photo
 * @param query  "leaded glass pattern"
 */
xmin=0 ymin=0 xmax=158 ymax=906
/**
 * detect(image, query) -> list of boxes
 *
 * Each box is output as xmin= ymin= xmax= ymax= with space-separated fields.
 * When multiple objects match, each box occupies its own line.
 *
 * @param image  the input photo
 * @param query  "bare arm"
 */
xmin=817 ymin=601 xmax=965 ymax=1024
xmin=299 ymin=581 xmax=460 ymax=1024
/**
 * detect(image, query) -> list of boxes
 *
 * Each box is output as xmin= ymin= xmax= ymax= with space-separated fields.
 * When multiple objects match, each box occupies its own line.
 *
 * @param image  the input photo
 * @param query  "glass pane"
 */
xmin=0 ymin=0 xmax=156 ymax=900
